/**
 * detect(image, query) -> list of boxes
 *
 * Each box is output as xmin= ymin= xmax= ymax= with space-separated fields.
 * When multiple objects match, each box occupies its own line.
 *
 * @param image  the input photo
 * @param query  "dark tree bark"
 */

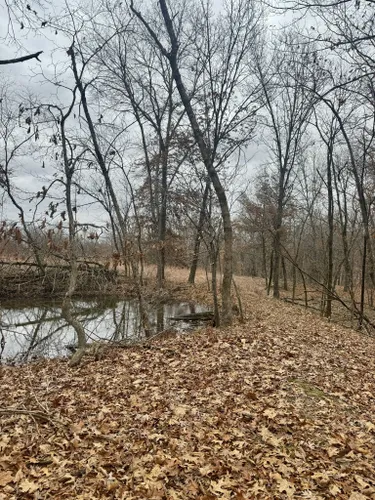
xmin=157 ymin=143 xmax=168 ymax=287
xmin=188 ymin=179 xmax=210 ymax=284
xmin=359 ymin=234 xmax=367 ymax=328
xmin=282 ymin=255 xmax=288 ymax=291
xmin=324 ymin=137 xmax=334 ymax=318
xmin=314 ymin=114 xmax=337 ymax=318
xmin=0 ymin=51 xmax=42 ymax=65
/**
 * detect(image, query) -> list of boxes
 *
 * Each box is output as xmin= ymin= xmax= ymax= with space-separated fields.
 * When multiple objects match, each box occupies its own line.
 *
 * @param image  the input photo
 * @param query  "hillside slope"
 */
xmin=1 ymin=276 xmax=375 ymax=499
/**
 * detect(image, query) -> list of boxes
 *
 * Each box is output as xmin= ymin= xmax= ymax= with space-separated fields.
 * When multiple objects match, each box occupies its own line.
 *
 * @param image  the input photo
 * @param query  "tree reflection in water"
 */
xmin=0 ymin=298 xmax=209 ymax=363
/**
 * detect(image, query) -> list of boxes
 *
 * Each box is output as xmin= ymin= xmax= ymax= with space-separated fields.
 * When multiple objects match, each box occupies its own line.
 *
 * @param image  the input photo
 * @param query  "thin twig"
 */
xmin=0 ymin=407 xmax=60 ymax=426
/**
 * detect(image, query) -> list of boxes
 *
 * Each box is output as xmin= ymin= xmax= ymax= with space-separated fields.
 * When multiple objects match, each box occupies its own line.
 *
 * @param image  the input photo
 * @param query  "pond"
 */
xmin=0 ymin=298 xmax=211 ymax=363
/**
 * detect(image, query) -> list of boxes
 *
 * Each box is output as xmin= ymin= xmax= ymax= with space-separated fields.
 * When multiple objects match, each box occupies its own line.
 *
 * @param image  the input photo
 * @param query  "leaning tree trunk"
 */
xmin=156 ymin=0 xmax=233 ymax=325
xmin=130 ymin=0 xmax=233 ymax=325
xmin=210 ymin=240 xmax=220 ymax=327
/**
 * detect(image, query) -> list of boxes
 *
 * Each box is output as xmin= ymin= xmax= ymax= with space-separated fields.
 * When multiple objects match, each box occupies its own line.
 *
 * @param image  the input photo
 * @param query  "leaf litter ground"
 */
xmin=1 ymin=273 xmax=375 ymax=499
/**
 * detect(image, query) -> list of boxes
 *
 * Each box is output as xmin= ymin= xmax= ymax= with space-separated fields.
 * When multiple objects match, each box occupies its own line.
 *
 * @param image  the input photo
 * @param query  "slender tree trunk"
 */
xmin=189 ymin=179 xmax=210 ymax=284
xmin=156 ymin=304 xmax=164 ymax=333
xmin=59 ymin=117 xmax=86 ymax=366
xmin=261 ymin=231 xmax=268 ymax=288
xmin=325 ymin=141 xmax=334 ymax=318
xmin=273 ymin=227 xmax=281 ymax=298
xmin=205 ymin=255 xmax=211 ymax=292
xmin=232 ymin=278 xmax=244 ymax=323
xmin=320 ymin=100 xmax=375 ymax=288
xmin=300 ymin=268 xmax=308 ymax=308
xmin=267 ymin=251 xmax=274 ymax=295
xmin=282 ymin=256 xmax=288 ymax=291
xmin=210 ymin=241 xmax=220 ymax=327
xmin=333 ymin=162 xmax=353 ymax=296
xmin=169 ymin=53 xmax=233 ymax=325
xmin=273 ymin=181 xmax=284 ymax=298
xmin=359 ymin=233 xmax=367 ymax=328
xmin=292 ymin=265 xmax=296 ymax=304
xmin=157 ymin=144 xmax=168 ymax=288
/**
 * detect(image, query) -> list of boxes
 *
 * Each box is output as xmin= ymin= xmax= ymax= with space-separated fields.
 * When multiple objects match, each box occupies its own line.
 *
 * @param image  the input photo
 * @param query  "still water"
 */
xmin=0 ymin=298 xmax=209 ymax=363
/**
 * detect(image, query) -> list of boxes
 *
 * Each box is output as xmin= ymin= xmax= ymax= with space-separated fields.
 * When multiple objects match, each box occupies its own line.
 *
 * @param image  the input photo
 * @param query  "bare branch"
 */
xmin=0 ymin=50 xmax=43 ymax=65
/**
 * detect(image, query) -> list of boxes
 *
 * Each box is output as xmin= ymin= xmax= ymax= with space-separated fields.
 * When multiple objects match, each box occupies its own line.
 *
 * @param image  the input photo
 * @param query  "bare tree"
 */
xmin=44 ymin=99 xmax=89 ymax=365
xmin=0 ymin=83 xmax=47 ymax=270
xmin=96 ymin=21 xmax=188 ymax=287
xmin=66 ymin=36 xmax=152 ymax=334
xmin=313 ymin=107 xmax=341 ymax=317
xmin=255 ymin=32 xmax=319 ymax=298
xmin=130 ymin=0 xmax=262 ymax=325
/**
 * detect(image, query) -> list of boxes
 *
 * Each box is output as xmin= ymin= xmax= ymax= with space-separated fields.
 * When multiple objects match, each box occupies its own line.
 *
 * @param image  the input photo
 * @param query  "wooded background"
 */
xmin=1 ymin=0 xmax=375 ymax=330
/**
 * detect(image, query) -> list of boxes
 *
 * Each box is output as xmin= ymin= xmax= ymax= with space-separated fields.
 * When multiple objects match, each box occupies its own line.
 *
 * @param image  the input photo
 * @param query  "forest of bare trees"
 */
xmin=2 ymin=0 xmax=375 ymax=340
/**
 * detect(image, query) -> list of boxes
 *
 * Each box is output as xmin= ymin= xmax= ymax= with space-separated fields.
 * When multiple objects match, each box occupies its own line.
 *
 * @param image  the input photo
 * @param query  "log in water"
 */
xmin=169 ymin=311 xmax=214 ymax=322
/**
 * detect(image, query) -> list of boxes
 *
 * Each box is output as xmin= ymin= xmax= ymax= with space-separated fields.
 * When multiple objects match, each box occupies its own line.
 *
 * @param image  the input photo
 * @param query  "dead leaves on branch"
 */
xmin=1 ymin=276 xmax=375 ymax=498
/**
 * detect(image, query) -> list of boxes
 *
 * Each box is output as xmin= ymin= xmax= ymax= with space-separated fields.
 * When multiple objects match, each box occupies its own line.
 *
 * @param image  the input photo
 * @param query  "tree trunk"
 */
xmin=273 ymin=184 xmax=284 ymax=299
xmin=210 ymin=241 xmax=220 ymax=327
xmin=168 ymin=47 xmax=233 ymax=325
xmin=300 ymin=268 xmax=308 ymax=308
xmin=332 ymin=156 xmax=353 ymax=297
xmin=282 ymin=256 xmax=288 ymax=291
xmin=267 ymin=251 xmax=274 ymax=295
xmin=189 ymin=179 xmax=210 ymax=284
xmin=261 ymin=231 xmax=268 ymax=288
xmin=292 ymin=265 xmax=296 ymax=304
xmin=59 ymin=117 xmax=87 ymax=366
xmin=325 ymin=139 xmax=334 ymax=319
xmin=321 ymin=100 xmax=375 ymax=288
xmin=157 ymin=144 xmax=168 ymax=288
xmin=273 ymin=228 xmax=281 ymax=298
xmin=359 ymin=233 xmax=367 ymax=328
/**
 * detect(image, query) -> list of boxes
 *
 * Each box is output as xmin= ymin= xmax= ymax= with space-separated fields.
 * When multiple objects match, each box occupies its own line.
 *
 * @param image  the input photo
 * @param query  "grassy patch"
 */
xmin=289 ymin=378 xmax=338 ymax=401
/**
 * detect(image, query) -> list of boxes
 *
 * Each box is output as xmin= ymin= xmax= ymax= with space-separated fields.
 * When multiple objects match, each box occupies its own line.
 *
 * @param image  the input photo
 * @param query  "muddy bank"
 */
xmin=0 ymin=262 xmax=214 ymax=305
xmin=0 ymin=262 xmax=122 ymax=298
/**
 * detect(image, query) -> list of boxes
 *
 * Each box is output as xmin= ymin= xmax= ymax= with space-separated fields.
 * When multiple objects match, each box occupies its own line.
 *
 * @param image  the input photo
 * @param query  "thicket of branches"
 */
xmin=2 ymin=0 xmax=375 ymax=334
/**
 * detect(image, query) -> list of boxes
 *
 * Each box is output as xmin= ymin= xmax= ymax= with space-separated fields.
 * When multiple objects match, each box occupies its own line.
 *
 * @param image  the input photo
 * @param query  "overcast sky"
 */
xmin=0 ymin=0 xmax=290 ymax=225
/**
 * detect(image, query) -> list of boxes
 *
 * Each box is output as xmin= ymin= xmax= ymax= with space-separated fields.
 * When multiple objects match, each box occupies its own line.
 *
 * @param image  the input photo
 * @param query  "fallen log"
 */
xmin=169 ymin=311 xmax=214 ymax=322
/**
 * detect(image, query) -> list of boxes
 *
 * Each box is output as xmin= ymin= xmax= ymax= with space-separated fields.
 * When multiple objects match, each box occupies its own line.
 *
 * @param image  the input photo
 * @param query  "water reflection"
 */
xmin=0 ymin=298 xmax=208 ymax=363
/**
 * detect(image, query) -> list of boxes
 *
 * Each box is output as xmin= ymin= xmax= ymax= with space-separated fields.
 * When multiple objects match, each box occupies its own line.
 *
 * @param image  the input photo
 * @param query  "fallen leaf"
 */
xmin=19 ymin=479 xmax=39 ymax=493
xmin=0 ymin=471 xmax=13 ymax=487
xmin=278 ymin=477 xmax=295 ymax=498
